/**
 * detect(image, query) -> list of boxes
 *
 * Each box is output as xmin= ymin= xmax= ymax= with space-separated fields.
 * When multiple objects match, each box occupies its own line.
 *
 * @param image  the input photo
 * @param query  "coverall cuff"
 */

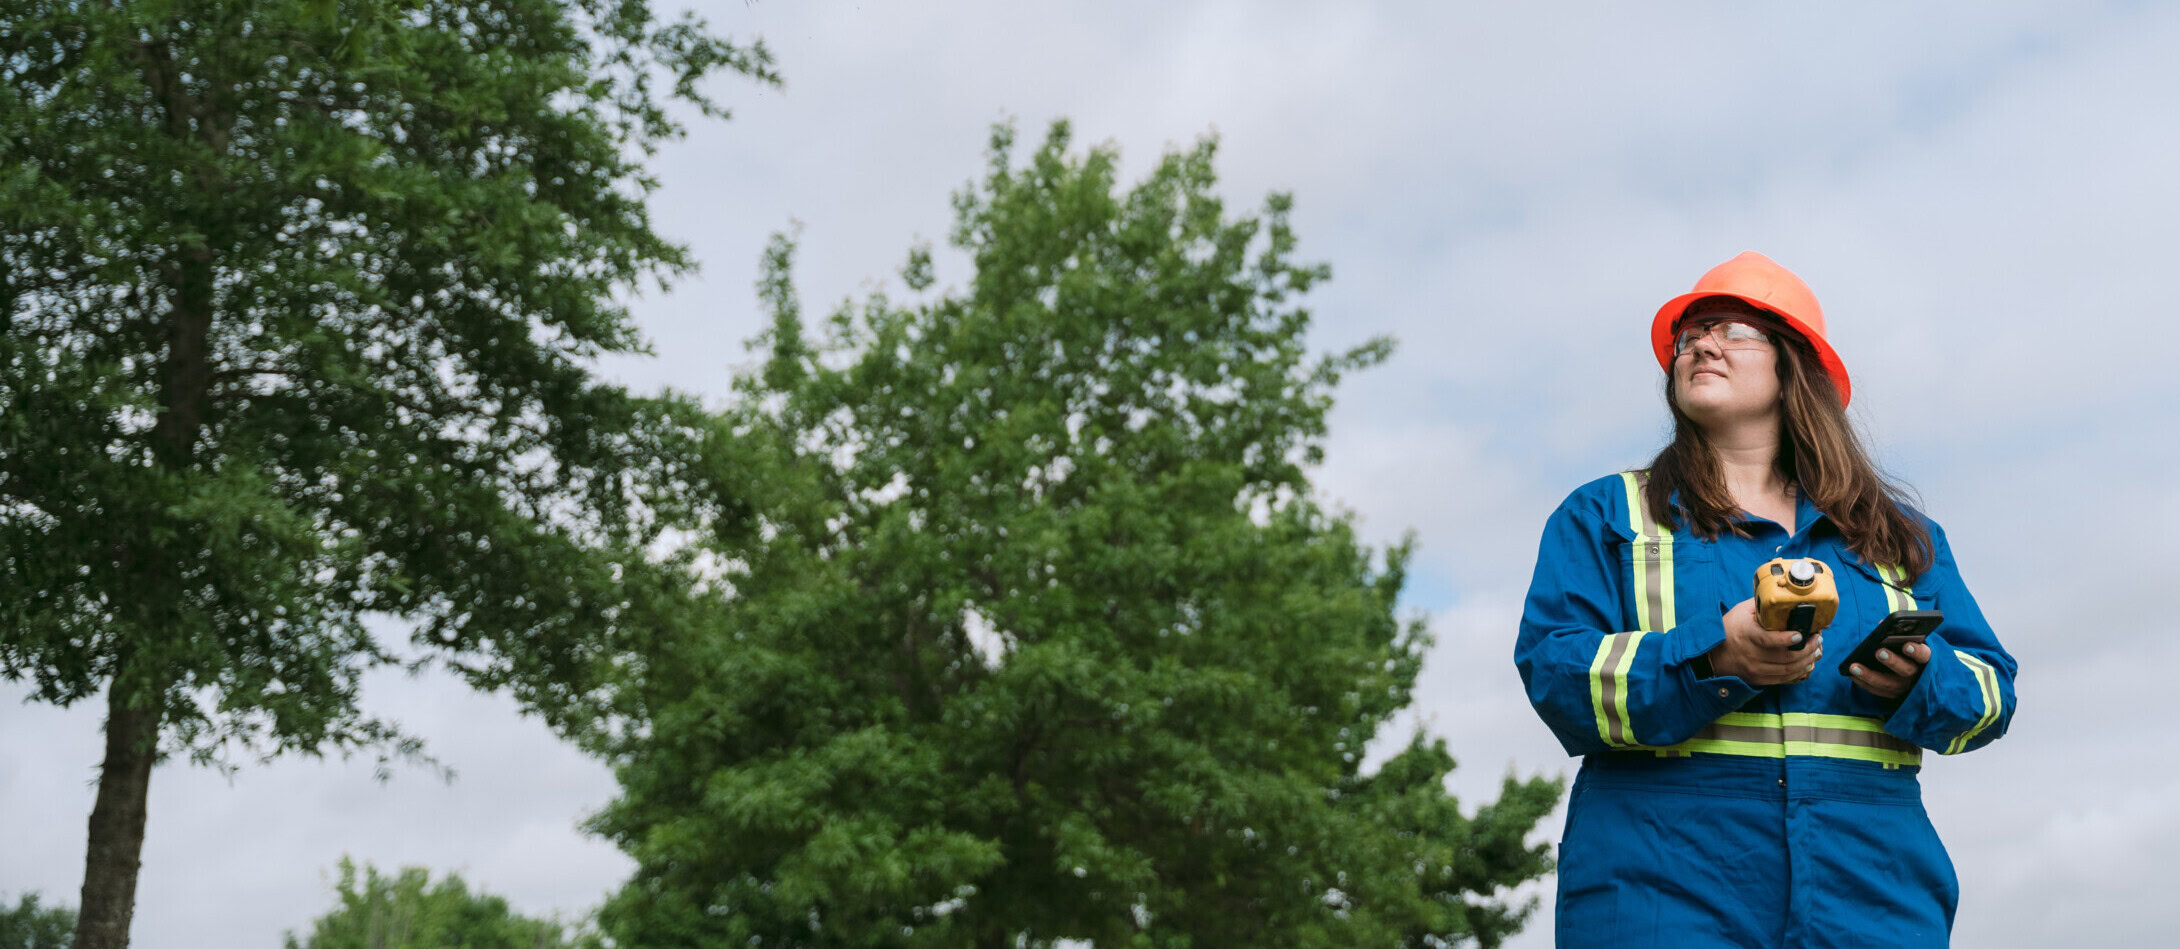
xmin=1668 ymin=613 xmax=1759 ymax=705
xmin=1664 ymin=612 xmax=1729 ymax=666
xmin=1884 ymin=629 xmax=1957 ymax=730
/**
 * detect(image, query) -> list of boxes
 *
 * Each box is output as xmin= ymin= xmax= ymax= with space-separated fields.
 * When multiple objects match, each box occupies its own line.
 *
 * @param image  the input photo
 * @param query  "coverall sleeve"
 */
xmin=1514 ymin=498 xmax=1759 ymax=757
xmin=1883 ymin=521 xmax=2018 ymax=754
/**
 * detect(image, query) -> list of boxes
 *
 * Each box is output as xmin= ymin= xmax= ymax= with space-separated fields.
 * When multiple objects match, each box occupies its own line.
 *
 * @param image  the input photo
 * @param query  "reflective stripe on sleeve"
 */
xmin=1590 ymin=630 xmax=1651 ymax=747
xmin=1946 ymin=653 xmax=2002 ymax=754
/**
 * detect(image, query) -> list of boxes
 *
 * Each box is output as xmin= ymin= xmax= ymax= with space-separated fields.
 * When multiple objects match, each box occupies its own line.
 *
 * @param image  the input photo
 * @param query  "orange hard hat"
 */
xmin=1650 ymin=251 xmax=1851 ymax=406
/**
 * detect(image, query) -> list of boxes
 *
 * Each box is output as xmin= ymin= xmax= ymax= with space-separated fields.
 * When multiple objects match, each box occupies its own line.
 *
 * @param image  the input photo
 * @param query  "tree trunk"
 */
xmin=71 ymin=23 xmax=223 ymax=949
xmin=73 ymin=677 xmax=162 ymax=949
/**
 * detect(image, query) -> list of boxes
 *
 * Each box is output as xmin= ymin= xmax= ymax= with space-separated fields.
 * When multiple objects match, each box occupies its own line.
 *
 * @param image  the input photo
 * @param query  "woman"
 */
xmin=1514 ymin=252 xmax=2017 ymax=948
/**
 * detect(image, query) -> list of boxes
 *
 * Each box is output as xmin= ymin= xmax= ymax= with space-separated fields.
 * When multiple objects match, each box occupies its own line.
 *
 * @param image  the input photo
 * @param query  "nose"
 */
xmin=1677 ymin=330 xmax=1726 ymax=371
xmin=1690 ymin=328 xmax=1726 ymax=359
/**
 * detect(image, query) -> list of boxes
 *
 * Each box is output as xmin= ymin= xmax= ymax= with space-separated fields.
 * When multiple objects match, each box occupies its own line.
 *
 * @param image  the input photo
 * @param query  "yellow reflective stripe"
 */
xmin=1604 ymin=472 xmax=1682 ymax=750
xmin=1781 ymin=712 xmax=1924 ymax=767
xmin=1642 ymin=713 xmax=1922 ymax=767
xmin=1782 ymin=712 xmax=1889 ymax=733
xmin=1621 ymin=473 xmax=1654 ymax=631
xmin=1605 ymin=472 xmax=1676 ymax=749
xmin=1876 ymin=563 xmax=1913 ymax=613
xmin=1947 ymin=653 xmax=2002 ymax=754
xmin=1668 ymin=738 xmax=1786 ymax=758
xmin=1619 ymin=471 xmax=1646 ymax=537
xmin=1610 ymin=631 xmax=1645 ymax=746
xmin=1656 ymin=537 xmax=1678 ymax=631
xmin=1619 ymin=471 xmax=1678 ymax=632
xmin=1588 ymin=636 xmax=1614 ymax=745
xmin=1780 ymin=741 xmax=1923 ymax=768
xmin=1589 ymin=631 xmax=1651 ymax=748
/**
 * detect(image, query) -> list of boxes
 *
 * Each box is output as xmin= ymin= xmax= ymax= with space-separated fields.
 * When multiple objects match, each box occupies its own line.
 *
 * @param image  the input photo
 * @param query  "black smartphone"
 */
xmin=1837 ymin=609 xmax=1943 ymax=678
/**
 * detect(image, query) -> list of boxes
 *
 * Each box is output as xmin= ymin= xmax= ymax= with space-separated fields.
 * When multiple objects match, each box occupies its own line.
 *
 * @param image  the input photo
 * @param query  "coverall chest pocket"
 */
xmin=1615 ymin=538 xmax=1716 ymax=633
xmin=1833 ymin=549 xmax=1932 ymax=624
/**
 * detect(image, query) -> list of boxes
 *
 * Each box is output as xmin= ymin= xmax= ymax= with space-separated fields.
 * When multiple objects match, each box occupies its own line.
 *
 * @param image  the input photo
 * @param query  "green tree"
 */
xmin=0 ymin=3 xmax=773 ymax=947
xmin=285 ymin=859 xmax=595 ymax=949
xmin=1 ymin=893 xmax=76 ymax=949
xmin=588 ymin=122 xmax=1562 ymax=949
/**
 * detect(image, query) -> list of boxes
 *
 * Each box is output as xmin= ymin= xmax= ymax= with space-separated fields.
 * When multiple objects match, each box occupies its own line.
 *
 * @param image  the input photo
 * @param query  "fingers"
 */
xmin=1748 ymin=639 xmax=1823 ymax=685
xmin=1720 ymin=599 xmax=1764 ymax=643
xmin=1754 ymin=627 xmax=1807 ymax=650
xmin=1739 ymin=625 xmax=1816 ymax=652
xmin=1759 ymin=630 xmax=1821 ymax=658
xmin=1873 ymin=645 xmax=1922 ymax=678
xmin=1848 ymin=661 xmax=1909 ymax=699
xmin=1777 ymin=654 xmax=1823 ymax=684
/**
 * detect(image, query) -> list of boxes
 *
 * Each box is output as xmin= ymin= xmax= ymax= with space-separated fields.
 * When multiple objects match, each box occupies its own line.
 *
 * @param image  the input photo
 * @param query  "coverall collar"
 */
xmin=1667 ymin=483 xmax=1832 ymax=539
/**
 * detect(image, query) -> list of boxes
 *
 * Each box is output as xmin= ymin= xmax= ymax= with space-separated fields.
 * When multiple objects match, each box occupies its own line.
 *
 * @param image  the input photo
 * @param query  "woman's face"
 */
xmin=1671 ymin=306 xmax=1784 ymax=428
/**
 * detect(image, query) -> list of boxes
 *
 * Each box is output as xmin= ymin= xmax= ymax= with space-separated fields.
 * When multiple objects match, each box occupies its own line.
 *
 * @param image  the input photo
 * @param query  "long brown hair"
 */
xmin=1641 ymin=299 xmax=1934 ymax=581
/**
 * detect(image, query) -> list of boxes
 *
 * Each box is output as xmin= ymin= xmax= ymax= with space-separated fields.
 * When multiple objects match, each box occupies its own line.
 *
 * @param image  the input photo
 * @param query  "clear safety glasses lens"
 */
xmin=1674 ymin=318 xmax=1774 ymax=355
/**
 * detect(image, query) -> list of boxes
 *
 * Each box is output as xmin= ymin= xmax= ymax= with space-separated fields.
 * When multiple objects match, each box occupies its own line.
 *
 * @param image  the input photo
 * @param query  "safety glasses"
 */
xmin=1673 ymin=317 xmax=1777 ymax=356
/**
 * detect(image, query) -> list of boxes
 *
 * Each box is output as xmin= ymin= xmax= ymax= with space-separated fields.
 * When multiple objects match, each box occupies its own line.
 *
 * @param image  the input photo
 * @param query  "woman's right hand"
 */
xmin=1707 ymin=598 xmax=1823 ymax=685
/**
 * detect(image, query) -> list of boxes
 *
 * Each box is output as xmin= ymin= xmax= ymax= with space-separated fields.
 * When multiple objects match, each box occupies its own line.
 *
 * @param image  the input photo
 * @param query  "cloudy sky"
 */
xmin=6 ymin=1 xmax=2177 ymax=945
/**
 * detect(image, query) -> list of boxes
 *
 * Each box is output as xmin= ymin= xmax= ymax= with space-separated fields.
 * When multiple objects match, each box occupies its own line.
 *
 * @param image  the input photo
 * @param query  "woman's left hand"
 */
xmin=1847 ymin=640 xmax=1931 ymax=700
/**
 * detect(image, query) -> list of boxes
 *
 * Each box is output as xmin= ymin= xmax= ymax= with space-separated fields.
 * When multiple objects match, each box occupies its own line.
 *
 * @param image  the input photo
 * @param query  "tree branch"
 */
xmin=211 ymin=366 xmax=554 ymax=441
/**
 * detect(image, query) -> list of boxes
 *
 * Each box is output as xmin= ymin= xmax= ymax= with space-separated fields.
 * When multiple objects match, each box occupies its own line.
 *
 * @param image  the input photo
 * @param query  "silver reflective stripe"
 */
xmin=1876 ymin=562 xmax=1914 ymax=614
xmin=1641 ymin=713 xmax=1924 ymax=767
xmin=1782 ymin=723 xmax=1921 ymax=755
xmin=1702 ymin=722 xmax=1780 ymax=744
xmin=1621 ymin=471 xmax=1682 ymax=637
xmin=1620 ymin=471 xmax=1677 ymax=632
xmin=1592 ymin=631 xmax=1648 ymax=747
xmin=1597 ymin=633 xmax=1633 ymax=745
xmin=1642 ymin=541 xmax=1669 ymax=634
xmin=1681 ymin=719 xmax=1917 ymax=753
xmin=1947 ymin=653 xmax=2002 ymax=754
xmin=1597 ymin=472 xmax=1676 ymax=750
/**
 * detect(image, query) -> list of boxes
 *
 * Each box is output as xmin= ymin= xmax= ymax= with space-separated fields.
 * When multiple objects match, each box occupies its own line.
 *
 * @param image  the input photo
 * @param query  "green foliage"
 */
xmin=284 ymin=859 xmax=597 ymax=949
xmin=0 ymin=893 xmax=76 ymax=949
xmin=589 ymin=121 xmax=1562 ymax=949
xmin=0 ymin=0 xmax=771 ymax=761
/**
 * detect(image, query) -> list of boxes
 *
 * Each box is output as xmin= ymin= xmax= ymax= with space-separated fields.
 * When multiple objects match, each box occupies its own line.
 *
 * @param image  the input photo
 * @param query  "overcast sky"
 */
xmin=6 ymin=2 xmax=2177 ymax=945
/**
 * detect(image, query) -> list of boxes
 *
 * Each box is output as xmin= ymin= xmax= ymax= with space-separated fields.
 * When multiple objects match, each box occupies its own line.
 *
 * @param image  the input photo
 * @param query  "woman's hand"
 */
xmin=1707 ymin=598 xmax=1824 ymax=685
xmin=1847 ymin=640 xmax=1930 ymax=700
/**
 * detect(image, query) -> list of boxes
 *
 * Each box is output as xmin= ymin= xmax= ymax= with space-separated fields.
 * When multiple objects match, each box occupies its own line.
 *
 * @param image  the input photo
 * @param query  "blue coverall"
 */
xmin=1515 ymin=472 xmax=2017 ymax=948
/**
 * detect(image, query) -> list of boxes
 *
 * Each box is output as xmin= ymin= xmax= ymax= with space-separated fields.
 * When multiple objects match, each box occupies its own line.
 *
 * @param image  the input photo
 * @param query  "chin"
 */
xmin=1676 ymin=393 xmax=1744 ymax=422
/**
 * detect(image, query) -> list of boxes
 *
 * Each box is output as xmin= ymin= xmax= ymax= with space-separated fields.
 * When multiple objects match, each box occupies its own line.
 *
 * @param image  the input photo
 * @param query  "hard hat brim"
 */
xmin=1651 ymin=291 xmax=1852 ymax=407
